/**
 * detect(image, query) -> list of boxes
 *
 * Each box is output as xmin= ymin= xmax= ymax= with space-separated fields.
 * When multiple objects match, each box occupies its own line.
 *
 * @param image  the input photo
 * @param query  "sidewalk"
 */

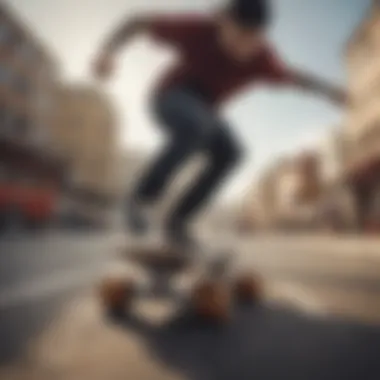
xmin=238 ymin=233 xmax=380 ymax=260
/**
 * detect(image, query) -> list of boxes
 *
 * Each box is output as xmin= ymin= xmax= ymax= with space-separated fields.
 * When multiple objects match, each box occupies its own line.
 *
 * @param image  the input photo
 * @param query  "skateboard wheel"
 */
xmin=234 ymin=274 xmax=262 ymax=303
xmin=191 ymin=280 xmax=231 ymax=322
xmin=99 ymin=277 xmax=134 ymax=314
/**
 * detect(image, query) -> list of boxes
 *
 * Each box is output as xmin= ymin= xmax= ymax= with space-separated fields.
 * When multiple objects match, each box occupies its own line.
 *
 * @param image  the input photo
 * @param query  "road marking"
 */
xmin=0 ymin=268 xmax=100 ymax=309
xmin=0 ymin=257 xmax=147 ymax=310
xmin=281 ymin=284 xmax=326 ymax=314
xmin=267 ymin=282 xmax=326 ymax=316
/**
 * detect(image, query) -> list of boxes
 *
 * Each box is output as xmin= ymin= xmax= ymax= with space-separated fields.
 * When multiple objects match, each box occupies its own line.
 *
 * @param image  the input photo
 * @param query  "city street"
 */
xmin=0 ymin=232 xmax=116 ymax=364
xmin=1 ymin=232 xmax=380 ymax=379
xmin=1 ymin=0 xmax=379 ymax=378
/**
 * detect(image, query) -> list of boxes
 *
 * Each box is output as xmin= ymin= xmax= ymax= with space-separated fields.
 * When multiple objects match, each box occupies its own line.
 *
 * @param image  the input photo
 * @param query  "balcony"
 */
xmin=14 ymin=74 xmax=31 ymax=97
xmin=0 ymin=28 xmax=22 ymax=56
xmin=0 ymin=23 xmax=41 ymax=71
xmin=0 ymin=103 xmax=13 ymax=137
xmin=0 ymin=63 xmax=13 ymax=88
xmin=18 ymin=41 xmax=37 ymax=62
xmin=6 ymin=114 xmax=30 ymax=141
xmin=14 ymin=45 xmax=42 ymax=76
xmin=0 ymin=22 xmax=11 ymax=54
xmin=0 ymin=136 xmax=66 ymax=185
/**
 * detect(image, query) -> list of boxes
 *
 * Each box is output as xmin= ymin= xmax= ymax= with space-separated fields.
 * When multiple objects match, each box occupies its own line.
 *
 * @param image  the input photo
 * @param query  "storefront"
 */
xmin=0 ymin=137 xmax=65 ymax=230
xmin=346 ymin=156 xmax=380 ymax=232
xmin=57 ymin=186 xmax=114 ymax=229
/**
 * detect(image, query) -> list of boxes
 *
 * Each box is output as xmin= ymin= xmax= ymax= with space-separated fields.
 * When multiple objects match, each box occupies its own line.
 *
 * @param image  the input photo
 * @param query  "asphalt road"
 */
xmin=1 ymin=232 xmax=380 ymax=380
xmin=0 ymin=232 xmax=115 ymax=364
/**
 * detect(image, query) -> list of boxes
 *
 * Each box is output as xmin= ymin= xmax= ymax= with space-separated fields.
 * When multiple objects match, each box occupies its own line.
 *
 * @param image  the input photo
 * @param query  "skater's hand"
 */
xmin=328 ymin=88 xmax=348 ymax=107
xmin=290 ymin=70 xmax=348 ymax=107
xmin=92 ymin=51 xmax=115 ymax=81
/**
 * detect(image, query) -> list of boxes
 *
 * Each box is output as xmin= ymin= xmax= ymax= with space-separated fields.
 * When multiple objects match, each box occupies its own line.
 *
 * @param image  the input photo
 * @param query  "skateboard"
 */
xmin=99 ymin=240 xmax=262 ymax=323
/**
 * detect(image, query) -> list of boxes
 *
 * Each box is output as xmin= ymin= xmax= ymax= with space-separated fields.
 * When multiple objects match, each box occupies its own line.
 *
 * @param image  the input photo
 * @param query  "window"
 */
xmin=370 ymin=186 xmax=380 ymax=220
xmin=12 ymin=115 xmax=30 ymax=139
xmin=349 ymin=30 xmax=377 ymax=84
xmin=0 ymin=102 xmax=7 ymax=135
xmin=0 ymin=22 xmax=10 ymax=45
xmin=14 ymin=75 xmax=30 ymax=95
xmin=358 ymin=121 xmax=380 ymax=150
xmin=34 ymin=84 xmax=52 ymax=110
xmin=0 ymin=63 xmax=12 ymax=85
xmin=9 ymin=30 xmax=22 ymax=50
xmin=0 ymin=107 xmax=14 ymax=136
xmin=0 ymin=163 xmax=8 ymax=181
xmin=19 ymin=42 xmax=36 ymax=61
xmin=0 ymin=22 xmax=21 ymax=50
xmin=32 ymin=125 xmax=49 ymax=146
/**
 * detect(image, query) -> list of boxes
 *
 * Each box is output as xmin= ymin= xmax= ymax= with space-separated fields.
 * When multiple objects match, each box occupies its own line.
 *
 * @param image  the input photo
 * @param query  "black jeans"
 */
xmin=134 ymin=87 xmax=243 ymax=227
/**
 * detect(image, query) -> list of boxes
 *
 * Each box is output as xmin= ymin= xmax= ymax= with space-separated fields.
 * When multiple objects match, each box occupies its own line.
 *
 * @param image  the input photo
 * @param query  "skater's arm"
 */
xmin=261 ymin=46 xmax=347 ymax=106
xmin=101 ymin=16 xmax=151 ymax=55
xmin=288 ymin=69 xmax=347 ymax=106
xmin=100 ymin=13 xmax=195 ymax=55
xmin=92 ymin=15 xmax=150 ymax=79
xmin=93 ymin=14 xmax=194 ymax=80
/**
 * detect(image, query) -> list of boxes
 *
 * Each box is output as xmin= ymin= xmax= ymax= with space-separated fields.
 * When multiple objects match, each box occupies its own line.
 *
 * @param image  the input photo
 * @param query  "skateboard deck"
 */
xmin=126 ymin=243 xmax=192 ymax=274
xmin=121 ymin=237 xmax=232 ymax=275
xmin=100 ymin=238 xmax=262 ymax=323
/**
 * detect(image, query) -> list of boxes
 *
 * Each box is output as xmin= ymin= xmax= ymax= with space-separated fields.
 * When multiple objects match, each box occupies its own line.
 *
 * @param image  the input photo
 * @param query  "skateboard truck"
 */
xmin=99 ymin=242 xmax=262 ymax=324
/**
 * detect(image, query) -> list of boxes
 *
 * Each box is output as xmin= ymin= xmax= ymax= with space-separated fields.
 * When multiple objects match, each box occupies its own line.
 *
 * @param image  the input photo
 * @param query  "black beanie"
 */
xmin=227 ymin=0 xmax=271 ymax=28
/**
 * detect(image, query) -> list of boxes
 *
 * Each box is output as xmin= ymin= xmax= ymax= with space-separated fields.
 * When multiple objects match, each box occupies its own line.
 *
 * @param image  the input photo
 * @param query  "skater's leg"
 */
xmin=126 ymin=89 xmax=217 ymax=233
xmin=166 ymin=121 xmax=243 ymax=247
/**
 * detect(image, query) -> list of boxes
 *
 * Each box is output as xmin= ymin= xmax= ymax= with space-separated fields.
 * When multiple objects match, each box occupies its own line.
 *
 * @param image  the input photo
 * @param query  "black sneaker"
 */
xmin=125 ymin=197 xmax=149 ymax=235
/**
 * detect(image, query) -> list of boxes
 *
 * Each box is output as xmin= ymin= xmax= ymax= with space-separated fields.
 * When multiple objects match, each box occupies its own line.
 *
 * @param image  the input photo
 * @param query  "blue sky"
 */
xmin=10 ymin=0 xmax=371 ymax=199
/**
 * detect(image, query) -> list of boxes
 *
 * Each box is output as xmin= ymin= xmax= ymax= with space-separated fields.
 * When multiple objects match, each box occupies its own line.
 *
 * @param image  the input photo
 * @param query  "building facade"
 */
xmin=344 ymin=0 xmax=380 ymax=231
xmin=246 ymin=150 xmax=326 ymax=231
xmin=245 ymin=158 xmax=298 ymax=230
xmin=52 ymin=84 xmax=119 ymax=226
xmin=294 ymin=151 xmax=322 ymax=205
xmin=317 ymin=128 xmax=357 ymax=231
xmin=0 ymin=2 xmax=63 ymax=230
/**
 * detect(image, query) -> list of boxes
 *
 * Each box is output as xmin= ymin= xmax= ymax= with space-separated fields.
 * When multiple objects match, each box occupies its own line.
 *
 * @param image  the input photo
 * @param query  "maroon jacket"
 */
xmin=149 ymin=14 xmax=294 ymax=107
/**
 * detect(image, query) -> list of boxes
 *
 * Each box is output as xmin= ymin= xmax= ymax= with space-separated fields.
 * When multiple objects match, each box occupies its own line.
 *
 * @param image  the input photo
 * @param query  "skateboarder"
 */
xmin=92 ymin=0 xmax=346 ymax=250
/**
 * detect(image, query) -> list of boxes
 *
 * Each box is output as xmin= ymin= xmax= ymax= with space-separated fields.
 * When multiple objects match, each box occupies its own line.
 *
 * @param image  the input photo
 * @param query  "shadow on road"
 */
xmin=0 ymin=292 xmax=76 ymax=365
xmin=113 ymin=303 xmax=380 ymax=380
